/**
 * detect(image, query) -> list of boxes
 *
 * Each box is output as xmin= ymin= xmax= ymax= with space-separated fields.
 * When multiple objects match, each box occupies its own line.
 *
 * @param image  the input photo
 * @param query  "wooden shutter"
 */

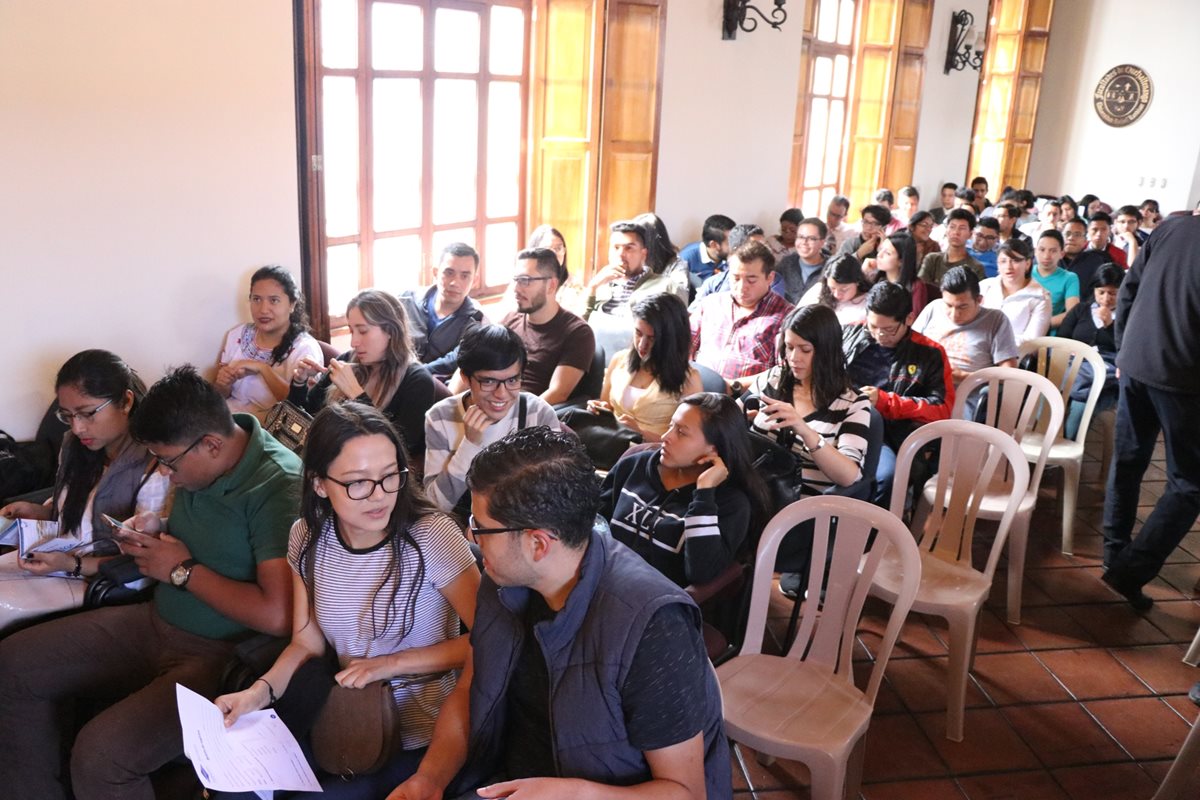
xmin=880 ymin=0 xmax=932 ymax=191
xmin=842 ymin=0 xmax=901 ymax=213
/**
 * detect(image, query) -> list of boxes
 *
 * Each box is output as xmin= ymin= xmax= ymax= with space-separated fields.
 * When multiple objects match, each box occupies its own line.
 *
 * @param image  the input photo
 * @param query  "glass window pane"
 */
xmin=824 ymin=100 xmax=845 ymax=185
xmin=812 ymin=57 xmax=833 ymax=97
xmin=321 ymin=0 xmax=357 ymax=69
xmin=486 ymin=82 xmax=521 ymax=218
xmin=435 ymin=8 xmax=480 ymax=73
xmin=485 ymin=222 xmax=518 ymax=288
xmin=837 ymin=0 xmax=856 ymax=46
xmin=372 ymin=235 xmax=423 ymax=293
xmin=489 ymin=6 xmax=525 ymax=76
xmin=322 ymin=76 xmax=359 ymax=238
xmin=802 ymin=190 xmax=821 ymax=216
xmin=372 ymin=3 xmax=422 ymax=71
xmin=432 ymin=227 xmax=476 ymax=263
xmin=817 ymin=0 xmax=839 ymax=42
xmin=432 ymin=79 xmax=478 ymax=225
xmin=833 ymin=55 xmax=850 ymax=97
xmin=373 ymin=78 xmax=423 ymax=232
xmin=803 ymin=99 xmax=828 ymax=187
xmin=326 ymin=243 xmax=361 ymax=317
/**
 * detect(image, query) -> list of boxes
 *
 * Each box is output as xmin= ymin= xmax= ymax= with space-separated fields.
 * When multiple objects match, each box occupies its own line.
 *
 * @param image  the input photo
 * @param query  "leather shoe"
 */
xmin=1101 ymin=570 xmax=1154 ymax=613
xmin=1189 ymin=680 xmax=1200 ymax=707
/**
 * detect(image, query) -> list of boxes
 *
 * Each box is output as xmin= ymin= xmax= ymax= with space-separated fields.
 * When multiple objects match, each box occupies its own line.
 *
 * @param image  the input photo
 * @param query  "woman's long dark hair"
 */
xmin=679 ymin=392 xmax=770 ymax=534
xmin=817 ymin=253 xmax=872 ymax=308
xmin=768 ymin=305 xmax=853 ymax=411
xmin=634 ymin=213 xmax=680 ymax=275
xmin=329 ymin=290 xmax=414 ymax=410
xmin=627 ymin=293 xmax=691 ymax=396
xmin=873 ymin=232 xmax=919 ymax=291
xmin=53 ymin=350 xmax=147 ymax=534
xmin=251 ymin=265 xmax=311 ymax=365
xmin=296 ymin=402 xmax=438 ymax=641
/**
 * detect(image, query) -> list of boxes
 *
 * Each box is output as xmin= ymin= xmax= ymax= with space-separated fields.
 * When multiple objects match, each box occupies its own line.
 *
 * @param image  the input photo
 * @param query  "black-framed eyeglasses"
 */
xmin=325 ymin=470 xmax=408 ymax=500
xmin=511 ymin=275 xmax=552 ymax=288
xmin=467 ymin=514 xmax=559 ymax=540
xmin=474 ymin=375 xmax=521 ymax=392
xmin=56 ymin=398 xmax=114 ymax=426
xmin=151 ymin=435 xmax=207 ymax=472
xmin=795 ymin=235 xmax=823 ymax=243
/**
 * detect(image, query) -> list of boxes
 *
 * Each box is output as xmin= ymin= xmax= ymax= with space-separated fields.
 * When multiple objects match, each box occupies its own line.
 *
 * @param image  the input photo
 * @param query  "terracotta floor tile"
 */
xmin=1110 ymin=644 xmax=1199 ymax=694
xmin=984 ymin=573 xmax=1057 ymax=613
xmin=1142 ymin=599 xmax=1200 ymax=643
xmin=957 ymin=769 xmax=1069 ymax=799
xmin=731 ymin=792 xmax=807 ymax=799
xmin=860 ymin=777 xmax=967 ymax=799
xmin=861 ymin=714 xmax=949 ymax=782
xmin=1084 ymin=697 xmax=1193 ymax=760
xmin=729 ymin=745 xmax=809 ymax=791
xmin=853 ymin=660 xmax=905 ymax=714
xmin=1000 ymin=702 xmax=1126 ymax=767
xmin=883 ymin=656 xmax=991 ymax=713
xmin=1137 ymin=759 xmax=1174 ymax=784
xmin=1161 ymin=693 xmax=1200 ymax=723
xmin=1005 ymin=606 xmax=1093 ymax=651
xmin=972 ymin=608 xmax=1025 ymax=654
xmin=1051 ymin=763 xmax=1159 ymax=800
xmin=1061 ymin=604 xmax=1170 ymax=647
xmin=1061 ymin=534 xmax=1105 ymax=568
xmin=1157 ymin=562 xmax=1200 ymax=599
xmin=1027 ymin=566 xmax=1121 ymax=605
xmin=915 ymin=708 xmax=1040 ymax=773
xmin=1035 ymin=648 xmax=1150 ymax=700
xmin=970 ymin=651 xmax=1072 ymax=705
xmin=859 ymin=616 xmax=948 ymax=661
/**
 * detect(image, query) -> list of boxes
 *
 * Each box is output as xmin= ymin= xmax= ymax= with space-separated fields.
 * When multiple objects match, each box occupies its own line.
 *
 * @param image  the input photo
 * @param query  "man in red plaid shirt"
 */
xmin=689 ymin=240 xmax=793 ymax=382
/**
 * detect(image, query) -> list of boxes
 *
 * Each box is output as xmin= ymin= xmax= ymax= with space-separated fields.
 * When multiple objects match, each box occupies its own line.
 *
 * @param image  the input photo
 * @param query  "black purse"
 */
xmin=747 ymin=426 xmax=805 ymax=516
xmin=557 ymin=406 xmax=643 ymax=471
xmin=264 ymin=400 xmax=313 ymax=453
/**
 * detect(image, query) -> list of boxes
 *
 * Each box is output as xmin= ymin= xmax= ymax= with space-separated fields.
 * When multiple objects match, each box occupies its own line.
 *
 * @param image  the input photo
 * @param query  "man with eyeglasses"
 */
xmin=398 ymin=242 xmax=488 ymax=383
xmin=824 ymin=195 xmax=853 ymax=255
xmin=837 ymin=203 xmax=892 ymax=262
xmin=843 ymin=281 xmax=955 ymax=502
xmin=389 ymin=427 xmax=729 ymax=800
xmin=773 ymin=217 xmax=829 ymax=304
xmin=966 ymin=218 xmax=1001 ymax=278
xmin=500 ymin=246 xmax=595 ymax=405
xmin=0 ymin=365 xmax=301 ymax=798
xmin=1060 ymin=217 xmax=1114 ymax=300
xmin=425 ymin=325 xmax=562 ymax=514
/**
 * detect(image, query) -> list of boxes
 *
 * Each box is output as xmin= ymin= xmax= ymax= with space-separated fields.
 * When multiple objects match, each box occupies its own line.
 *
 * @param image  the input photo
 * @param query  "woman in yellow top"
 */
xmin=587 ymin=292 xmax=702 ymax=441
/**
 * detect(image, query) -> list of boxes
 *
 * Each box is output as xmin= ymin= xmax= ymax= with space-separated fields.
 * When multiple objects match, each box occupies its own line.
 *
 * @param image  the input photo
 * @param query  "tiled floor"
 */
xmin=730 ymin=430 xmax=1200 ymax=799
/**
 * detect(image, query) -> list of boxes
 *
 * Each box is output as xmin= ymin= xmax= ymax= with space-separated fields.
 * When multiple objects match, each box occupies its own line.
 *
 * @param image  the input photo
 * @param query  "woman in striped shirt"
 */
xmin=215 ymin=402 xmax=479 ymax=798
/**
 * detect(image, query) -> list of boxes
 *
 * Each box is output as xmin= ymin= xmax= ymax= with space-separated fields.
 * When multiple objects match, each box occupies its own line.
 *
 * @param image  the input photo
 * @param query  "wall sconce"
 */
xmin=943 ymin=9 xmax=985 ymax=74
xmin=722 ymin=0 xmax=788 ymax=40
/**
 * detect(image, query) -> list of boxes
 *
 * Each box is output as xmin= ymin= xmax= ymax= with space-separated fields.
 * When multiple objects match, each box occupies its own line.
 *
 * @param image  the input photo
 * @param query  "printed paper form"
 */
xmin=176 ymin=683 xmax=321 ymax=796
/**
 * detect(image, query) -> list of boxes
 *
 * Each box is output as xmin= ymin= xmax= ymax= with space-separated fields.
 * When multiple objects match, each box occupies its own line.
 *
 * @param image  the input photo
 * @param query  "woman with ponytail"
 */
xmin=0 ymin=350 xmax=170 ymax=631
xmin=215 ymin=265 xmax=323 ymax=418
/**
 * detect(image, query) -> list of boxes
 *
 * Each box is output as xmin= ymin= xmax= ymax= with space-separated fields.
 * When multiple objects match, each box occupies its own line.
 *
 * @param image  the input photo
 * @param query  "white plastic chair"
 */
xmin=1152 ymin=710 xmax=1200 ymax=800
xmin=1018 ymin=337 xmax=1110 ymax=554
xmin=948 ymin=366 xmax=1063 ymax=625
xmin=871 ymin=420 xmax=1029 ymax=742
xmin=718 ymin=495 xmax=921 ymax=800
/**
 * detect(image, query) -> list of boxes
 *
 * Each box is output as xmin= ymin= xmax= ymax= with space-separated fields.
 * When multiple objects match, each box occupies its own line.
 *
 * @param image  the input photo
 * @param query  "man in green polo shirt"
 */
xmin=0 ymin=365 xmax=300 ymax=800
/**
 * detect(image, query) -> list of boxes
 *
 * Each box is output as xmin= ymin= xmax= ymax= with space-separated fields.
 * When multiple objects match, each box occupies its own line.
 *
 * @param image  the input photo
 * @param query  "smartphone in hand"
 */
xmin=101 ymin=513 xmax=141 ymax=538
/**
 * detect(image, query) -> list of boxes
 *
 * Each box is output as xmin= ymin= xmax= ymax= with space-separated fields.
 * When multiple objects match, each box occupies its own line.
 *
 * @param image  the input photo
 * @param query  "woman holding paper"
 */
xmin=214 ymin=402 xmax=479 ymax=798
xmin=0 ymin=350 xmax=169 ymax=632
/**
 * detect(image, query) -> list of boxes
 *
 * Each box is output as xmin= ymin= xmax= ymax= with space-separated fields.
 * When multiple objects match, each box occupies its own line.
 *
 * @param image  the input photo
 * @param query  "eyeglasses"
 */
xmin=324 ymin=470 xmax=408 ymax=501
xmin=511 ymin=275 xmax=552 ymax=288
xmin=868 ymin=322 xmax=903 ymax=338
xmin=151 ymin=435 xmax=207 ymax=472
xmin=474 ymin=375 xmax=522 ymax=391
xmin=467 ymin=514 xmax=559 ymax=540
xmin=796 ymin=235 xmax=823 ymax=243
xmin=974 ymin=232 xmax=998 ymax=242
xmin=1063 ymin=231 xmax=1086 ymax=239
xmin=56 ymin=398 xmax=114 ymax=426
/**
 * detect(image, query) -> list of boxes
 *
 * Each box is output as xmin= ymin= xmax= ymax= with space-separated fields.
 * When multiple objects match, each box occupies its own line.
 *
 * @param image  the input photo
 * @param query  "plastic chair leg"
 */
xmin=1060 ymin=459 xmax=1081 ymax=556
xmin=731 ymin=743 xmax=760 ymax=800
xmin=1152 ymin=710 xmax=1200 ymax=800
xmin=844 ymin=734 xmax=867 ymax=800
xmin=1185 ymin=625 xmax=1200 ymax=667
xmin=807 ymin=750 xmax=847 ymax=800
xmin=1006 ymin=511 xmax=1032 ymax=625
xmin=944 ymin=607 xmax=980 ymax=742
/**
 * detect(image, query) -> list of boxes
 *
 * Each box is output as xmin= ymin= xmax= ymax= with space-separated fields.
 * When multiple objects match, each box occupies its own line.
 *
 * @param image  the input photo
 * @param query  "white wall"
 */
xmin=1027 ymin=0 xmax=1200 ymax=211
xmin=655 ymin=0 xmax=804 ymax=242
xmin=910 ymin=0 xmax=986 ymax=205
xmin=0 ymin=0 xmax=301 ymax=438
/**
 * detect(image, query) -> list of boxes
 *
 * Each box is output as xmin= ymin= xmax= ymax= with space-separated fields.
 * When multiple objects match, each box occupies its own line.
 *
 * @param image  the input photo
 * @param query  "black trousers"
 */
xmin=1102 ymin=373 xmax=1200 ymax=588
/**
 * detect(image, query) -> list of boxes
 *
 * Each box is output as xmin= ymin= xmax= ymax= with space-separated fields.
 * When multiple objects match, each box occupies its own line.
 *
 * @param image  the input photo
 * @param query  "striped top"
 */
xmin=287 ymin=513 xmax=476 ymax=750
xmin=748 ymin=368 xmax=871 ymax=495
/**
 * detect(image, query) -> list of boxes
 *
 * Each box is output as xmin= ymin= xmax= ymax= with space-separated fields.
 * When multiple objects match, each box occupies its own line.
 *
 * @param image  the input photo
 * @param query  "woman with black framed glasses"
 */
xmin=0 ymin=350 xmax=169 ymax=632
xmin=215 ymin=402 xmax=479 ymax=798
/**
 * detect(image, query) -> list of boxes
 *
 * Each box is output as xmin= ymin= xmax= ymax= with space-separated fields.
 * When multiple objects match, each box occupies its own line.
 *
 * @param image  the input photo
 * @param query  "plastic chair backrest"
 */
xmin=953 ymin=366 xmax=1063 ymax=493
xmin=741 ymin=495 xmax=921 ymax=705
xmin=691 ymin=361 xmax=729 ymax=394
xmin=1018 ymin=337 xmax=1107 ymax=445
xmin=889 ymin=419 xmax=1029 ymax=581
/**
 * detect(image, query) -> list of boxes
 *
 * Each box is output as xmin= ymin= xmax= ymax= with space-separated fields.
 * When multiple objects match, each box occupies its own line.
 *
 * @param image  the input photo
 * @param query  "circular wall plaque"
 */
xmin=1093 ymin=64 xmax=1152 ymax=127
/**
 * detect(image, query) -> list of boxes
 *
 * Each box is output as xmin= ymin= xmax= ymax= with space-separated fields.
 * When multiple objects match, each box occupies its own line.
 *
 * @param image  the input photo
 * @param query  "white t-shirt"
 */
xmin=220 ymin=324 xmax=323 ymax=417
xmin=980 ymin=277 xmax=1051 ymax=345
xmin=287 ymin=513 xmax=475 ymax=750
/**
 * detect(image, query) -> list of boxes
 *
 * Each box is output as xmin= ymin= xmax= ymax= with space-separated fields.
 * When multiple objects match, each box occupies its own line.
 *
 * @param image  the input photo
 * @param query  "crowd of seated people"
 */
xmin=0 ymin=181 xmax=1187 ymax=800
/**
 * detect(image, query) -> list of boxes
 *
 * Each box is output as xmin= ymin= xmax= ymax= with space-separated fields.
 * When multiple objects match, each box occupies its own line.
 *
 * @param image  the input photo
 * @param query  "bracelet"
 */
xmin=71 ymin=555 xmax=83 ymax=578
xmin=255 ymin=677 xmax=277 ymax=706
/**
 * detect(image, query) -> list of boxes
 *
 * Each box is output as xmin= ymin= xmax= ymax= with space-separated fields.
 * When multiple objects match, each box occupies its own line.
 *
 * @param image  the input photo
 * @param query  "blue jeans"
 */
xmin=873 ymin=444 xmax=897 ymax=506
xmin=1102 ymin=373 xmax=1200 ymax=588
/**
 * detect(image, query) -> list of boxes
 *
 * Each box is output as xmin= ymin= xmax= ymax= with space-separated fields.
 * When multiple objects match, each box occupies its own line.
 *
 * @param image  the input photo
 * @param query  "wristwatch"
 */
xmin=170 ymin=559 xmax=198 ymax=590
xmin=799 ymin=435 xmax=826 ymax=456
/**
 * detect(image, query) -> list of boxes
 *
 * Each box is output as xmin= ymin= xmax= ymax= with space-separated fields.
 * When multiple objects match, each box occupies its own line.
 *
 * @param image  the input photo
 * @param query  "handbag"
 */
xmin=264 ymin=400 xmax=313 ymax=453
xmin=747 ymin=427 xmax=804 ymax=516
xmin=310 ymin=680 xmax=402 ymax=776
xmin=557 ymin=406 xmax=643 ymax=471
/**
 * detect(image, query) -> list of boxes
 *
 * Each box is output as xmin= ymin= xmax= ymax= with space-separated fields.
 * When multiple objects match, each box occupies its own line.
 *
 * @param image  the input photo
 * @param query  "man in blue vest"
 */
xmin=388 ymin=426 xmax=729 ymax=800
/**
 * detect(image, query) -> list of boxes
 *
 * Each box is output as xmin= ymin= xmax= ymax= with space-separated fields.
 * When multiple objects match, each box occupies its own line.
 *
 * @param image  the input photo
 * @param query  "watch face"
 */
xmin=170 ymin=564 xmax=188 ymax=586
